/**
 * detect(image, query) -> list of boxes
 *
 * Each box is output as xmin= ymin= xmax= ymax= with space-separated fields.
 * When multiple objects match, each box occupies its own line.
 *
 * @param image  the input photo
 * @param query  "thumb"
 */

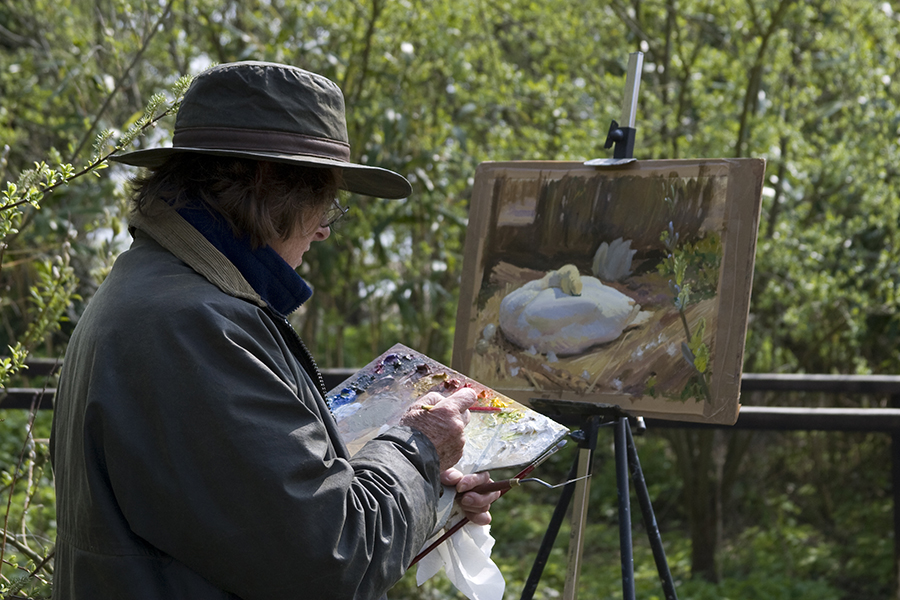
xmin=439 ymin=387 xmax=477 ymax=414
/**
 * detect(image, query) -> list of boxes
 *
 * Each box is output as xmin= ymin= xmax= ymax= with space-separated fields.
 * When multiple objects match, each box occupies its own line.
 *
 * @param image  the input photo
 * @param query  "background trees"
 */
xmin=2 ymin=0 xmax=899 ymax=597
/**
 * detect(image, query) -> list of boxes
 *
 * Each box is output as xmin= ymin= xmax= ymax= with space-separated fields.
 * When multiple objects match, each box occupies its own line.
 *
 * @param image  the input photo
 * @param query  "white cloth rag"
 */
xmin=415 ymin=521 xmax=505 ymax=600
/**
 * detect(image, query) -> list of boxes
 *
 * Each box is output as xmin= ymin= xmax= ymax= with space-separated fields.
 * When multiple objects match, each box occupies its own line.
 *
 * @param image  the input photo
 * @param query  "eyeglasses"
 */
xmin=320 ymin=198 xmax=348 ymax=228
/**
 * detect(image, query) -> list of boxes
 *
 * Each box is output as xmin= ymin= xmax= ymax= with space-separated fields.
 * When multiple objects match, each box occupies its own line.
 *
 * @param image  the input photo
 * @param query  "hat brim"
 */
xmin=110 ymin=147 xmax=412 ymax=200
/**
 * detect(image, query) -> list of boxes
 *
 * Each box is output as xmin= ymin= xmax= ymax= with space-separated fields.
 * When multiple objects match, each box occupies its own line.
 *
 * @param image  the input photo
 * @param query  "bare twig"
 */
xmin=4 ymin=535 xmax=42 ymax=568
xmin=0 ymin=396 xmax=42 ymax=573
xmin=0 ymin=349 xmax=61 ymax=581
xmin=0 ymin=22 xmax=39 ymax=50
xmin=29 ymin=547 xmax=54 ymax=577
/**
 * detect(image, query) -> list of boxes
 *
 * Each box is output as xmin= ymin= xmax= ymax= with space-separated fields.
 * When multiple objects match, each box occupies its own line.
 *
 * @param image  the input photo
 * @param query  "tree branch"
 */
xmin=344 ymin=0 xmax=383 ymax=150
xmin=68 ymin=0 xmax=176 ymax=163
xmin=608 ymin=0 xmax=656 ymax=58
xmin=735 ymin=0 xmax=796 ymax=157
xmin=0 ymin=401 xmax=42 ymax=572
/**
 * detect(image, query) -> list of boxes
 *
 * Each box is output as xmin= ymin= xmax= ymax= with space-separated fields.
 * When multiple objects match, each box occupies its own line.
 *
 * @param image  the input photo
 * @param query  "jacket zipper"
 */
xmin=270 ymin=311 xmax=329 ymax=399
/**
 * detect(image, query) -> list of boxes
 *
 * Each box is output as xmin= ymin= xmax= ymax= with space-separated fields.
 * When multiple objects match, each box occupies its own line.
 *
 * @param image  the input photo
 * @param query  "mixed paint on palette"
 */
xmin=326 ymin=344 xmax=569 ymax=473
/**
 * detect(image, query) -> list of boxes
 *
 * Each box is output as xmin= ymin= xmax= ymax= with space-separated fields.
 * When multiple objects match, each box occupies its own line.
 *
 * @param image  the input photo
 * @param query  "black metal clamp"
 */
xmin=604 ymin=119 xmax=637 ymax=159
xmin=586 ymin=51 xmax=644 ymax=167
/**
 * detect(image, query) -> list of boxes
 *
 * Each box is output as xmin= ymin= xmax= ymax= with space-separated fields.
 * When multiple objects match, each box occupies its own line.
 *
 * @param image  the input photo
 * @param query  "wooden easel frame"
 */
xmin=520 ymin=401 xmax=678 ymax=600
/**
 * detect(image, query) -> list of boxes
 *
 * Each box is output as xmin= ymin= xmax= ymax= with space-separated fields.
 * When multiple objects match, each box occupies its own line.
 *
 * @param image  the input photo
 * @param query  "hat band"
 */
xmin=173 ymin=127 xmax=351 ymax=162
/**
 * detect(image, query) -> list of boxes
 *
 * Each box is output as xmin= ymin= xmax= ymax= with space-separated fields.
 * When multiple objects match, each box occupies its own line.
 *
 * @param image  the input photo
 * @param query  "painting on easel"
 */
xmin=452 ymin=159 xmax=765 ymax=425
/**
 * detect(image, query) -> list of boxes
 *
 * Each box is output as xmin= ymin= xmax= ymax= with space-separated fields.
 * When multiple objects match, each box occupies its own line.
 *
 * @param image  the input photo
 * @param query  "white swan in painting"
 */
xmin=499 ymin=264 xmax=650 ymax=356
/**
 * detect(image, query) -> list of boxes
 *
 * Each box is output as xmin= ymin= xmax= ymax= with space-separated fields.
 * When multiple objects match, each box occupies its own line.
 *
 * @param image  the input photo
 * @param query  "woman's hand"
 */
xmin=400 ymin=388 xmax=476 ymax=471
xmin=440 ymin=468 xmax=502 ymax=526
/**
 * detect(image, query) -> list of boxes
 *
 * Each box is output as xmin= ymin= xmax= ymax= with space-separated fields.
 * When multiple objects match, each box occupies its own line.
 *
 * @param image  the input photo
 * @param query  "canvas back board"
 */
xmin=452 ymin=159 xmax=765 ymax=425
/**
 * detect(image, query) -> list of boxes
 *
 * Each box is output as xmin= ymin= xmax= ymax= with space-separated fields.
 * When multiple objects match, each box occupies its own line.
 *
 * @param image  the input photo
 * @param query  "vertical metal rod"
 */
xmin=891 ymin=393 xmax=900 ymax=600
xmin=520 ymin=449 xmax=582 ymax=600
xmin=621 ymin=51 xmax=644 ymax=129
xmin=894 ymin=430 xmax=900 ymax=600
xmin=563 ymin=444 xmax=594 ymax=600
xmin=626 ymin=420 xmax=679 ymax=600
xmin=616 ymin=417 xmax=636 ymax=600
xmin=564 ymin=416 xmax=600 ymax=600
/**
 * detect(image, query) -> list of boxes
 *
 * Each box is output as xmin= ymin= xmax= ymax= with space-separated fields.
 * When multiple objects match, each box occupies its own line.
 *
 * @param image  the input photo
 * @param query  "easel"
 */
xmin=520 ymin=401 xmax=678 ymax=600
xmin=518 ymin=52 xmax=679 ymax=600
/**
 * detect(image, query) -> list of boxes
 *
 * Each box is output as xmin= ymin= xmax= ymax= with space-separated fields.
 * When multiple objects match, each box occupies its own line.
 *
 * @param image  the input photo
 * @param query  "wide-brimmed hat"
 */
xmin=111 ymin=61 xmax=412 ymax=199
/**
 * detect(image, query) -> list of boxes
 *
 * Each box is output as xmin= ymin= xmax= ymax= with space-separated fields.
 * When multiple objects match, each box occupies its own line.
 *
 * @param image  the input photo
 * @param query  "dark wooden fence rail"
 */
xmin=4 ymin=362 xmax=900 ymax=595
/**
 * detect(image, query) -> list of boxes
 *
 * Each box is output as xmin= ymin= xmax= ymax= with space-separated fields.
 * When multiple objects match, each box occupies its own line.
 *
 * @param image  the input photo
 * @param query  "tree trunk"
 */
xmin=666 ymin=428 xmax=719 ymax=582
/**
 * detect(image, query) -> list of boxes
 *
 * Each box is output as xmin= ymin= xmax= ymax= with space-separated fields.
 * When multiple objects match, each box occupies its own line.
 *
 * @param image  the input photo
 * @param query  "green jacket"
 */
xmin=50 ymin=210 xmax=441 ymax=599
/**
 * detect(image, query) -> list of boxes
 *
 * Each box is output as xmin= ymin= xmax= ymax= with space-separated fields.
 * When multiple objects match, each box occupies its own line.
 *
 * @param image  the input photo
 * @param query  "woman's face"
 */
xmin=269 ymin=209 xmax=332 ymax=269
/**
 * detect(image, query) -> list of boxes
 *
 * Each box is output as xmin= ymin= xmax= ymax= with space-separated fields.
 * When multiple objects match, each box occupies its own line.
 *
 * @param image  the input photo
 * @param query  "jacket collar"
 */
xmin=129 ymin=208 xmax=312 ymax=316
xmin=177 ymin=206 xmax=312 ymax=315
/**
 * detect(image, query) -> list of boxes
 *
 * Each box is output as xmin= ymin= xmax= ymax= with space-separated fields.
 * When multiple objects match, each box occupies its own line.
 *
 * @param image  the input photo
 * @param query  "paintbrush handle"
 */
xmin=409 ymin=466 xmax=533 ymax=567
xmin=470 ymin=479 xmax=520 ymax=494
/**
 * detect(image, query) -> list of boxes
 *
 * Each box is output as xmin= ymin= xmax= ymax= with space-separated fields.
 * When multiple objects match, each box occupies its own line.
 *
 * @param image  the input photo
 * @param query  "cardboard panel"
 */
xmin=326 ymin=343 xmax=569 ymax=471
xmin=452 ymin=159 xmax=764 ymax=425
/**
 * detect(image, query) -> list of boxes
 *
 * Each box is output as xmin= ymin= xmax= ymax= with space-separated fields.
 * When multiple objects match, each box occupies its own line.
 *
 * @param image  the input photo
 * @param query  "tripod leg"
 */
xmin=616 ymin=417 xmax=636 ymax=600
xmin=520 ymin=455 xmax=581 ymax=600
xmin=625 ymin=420 xmax=679 ymax=600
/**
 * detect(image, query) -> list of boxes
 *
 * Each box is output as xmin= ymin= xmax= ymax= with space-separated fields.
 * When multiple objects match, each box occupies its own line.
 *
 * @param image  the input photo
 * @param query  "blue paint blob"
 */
xmin=330 ymin=387 xmax=358 ymax=409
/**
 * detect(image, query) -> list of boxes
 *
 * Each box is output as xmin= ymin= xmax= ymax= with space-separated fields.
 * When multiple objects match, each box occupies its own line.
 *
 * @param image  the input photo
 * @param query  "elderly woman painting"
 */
xmin=50 ymin=61 xmax=498 ymax=600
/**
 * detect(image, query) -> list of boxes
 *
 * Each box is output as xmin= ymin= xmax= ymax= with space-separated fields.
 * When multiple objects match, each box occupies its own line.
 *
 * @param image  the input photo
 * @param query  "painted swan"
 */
xmin=499 ymin=264 xmax=650 ymax=356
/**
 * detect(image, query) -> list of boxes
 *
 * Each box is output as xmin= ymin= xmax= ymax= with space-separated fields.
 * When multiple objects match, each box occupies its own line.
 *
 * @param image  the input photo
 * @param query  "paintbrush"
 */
xmin=468 ymin=474 xmax=591 ymax=494
xmin=409 ymin=439 xmax=568 ymax=566
xmin=420 ymin=404 xmax=508 ymax=412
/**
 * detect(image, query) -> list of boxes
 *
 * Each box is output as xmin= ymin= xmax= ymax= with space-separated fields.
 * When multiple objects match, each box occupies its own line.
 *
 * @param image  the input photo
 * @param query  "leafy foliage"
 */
xmin=0 ymin=3 xmax=189 ymax=591
xmin=1 ymin=0 xmax=899 ymax=597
